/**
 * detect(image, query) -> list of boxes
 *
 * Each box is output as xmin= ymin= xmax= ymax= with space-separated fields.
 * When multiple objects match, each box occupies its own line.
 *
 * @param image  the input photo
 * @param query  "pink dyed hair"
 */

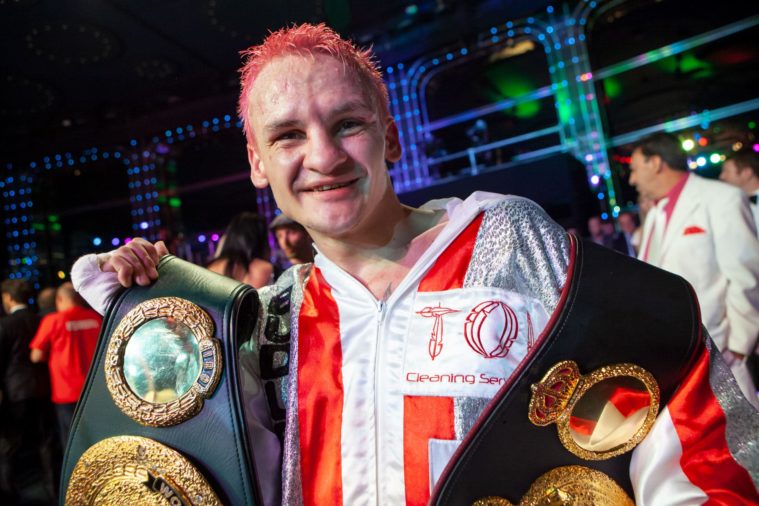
xmin=237 ymin=23 xmax=390 ymax=145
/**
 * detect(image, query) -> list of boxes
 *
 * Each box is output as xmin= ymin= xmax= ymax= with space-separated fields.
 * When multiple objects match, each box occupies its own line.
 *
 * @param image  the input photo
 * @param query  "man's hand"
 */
xmin=99 ymin=238 xmax=169 ymax=288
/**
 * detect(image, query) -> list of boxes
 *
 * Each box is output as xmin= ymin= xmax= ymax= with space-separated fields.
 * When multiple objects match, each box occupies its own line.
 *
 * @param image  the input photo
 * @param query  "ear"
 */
xmin=247 ymin=143 xmax=269 ymax=189
xmin=384 ymin=118 xmax=402 ymax=163
xmin=651 ymin=154 xmax=665 ymax=173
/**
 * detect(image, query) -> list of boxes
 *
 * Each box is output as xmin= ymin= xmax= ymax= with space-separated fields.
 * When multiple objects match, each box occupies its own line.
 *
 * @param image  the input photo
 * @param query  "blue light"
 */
xmin=446 ymin=53 xmax=453 ymax=60
xmin=397 ymin=63 xmax=404 ymax=69
xmin=598 ymin=193 xmax=605 ymax=200
xmin=491 ymin=36 xmax=499 ymax=43
xmin=140 ymin=221 xmax=149 ymax=230
xmin=112 ymin=238 xmax=120 ymax=246
xmin=93 ymin=237 xmax=102 ymax=246
xmin=460 ymin=48 xmax=468 ymax=55
xmin=386 ymin=67 xmax=394 ymax=74
xmin=432 ymin=58 xmax=439 ymax=65
xmin=198 ymin=234 xmax=207 ymax=243
xmin=223 ymin=115 xmax=231 ymax=122
xmin=601 ymin=212 xmax=608 ymax=220
xmin=546 ymin=26 xmax=554 ymax=33
xmin=547 ymin=5 xmax=554 ymax=13
xmin=490 ymin=27 xmax=497 ymax=35
xmin=130 ymin=139 xmax=138 ymax=146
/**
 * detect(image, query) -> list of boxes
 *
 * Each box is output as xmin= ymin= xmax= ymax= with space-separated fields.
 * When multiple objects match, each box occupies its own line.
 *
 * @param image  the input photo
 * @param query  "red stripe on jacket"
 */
xmin=298 ymin=267 xmax=345 ymax=506
xmin=404 ymin=213 xmax=484 ymax=506
xmin=667 ymin=345 xmax=759 ymax=504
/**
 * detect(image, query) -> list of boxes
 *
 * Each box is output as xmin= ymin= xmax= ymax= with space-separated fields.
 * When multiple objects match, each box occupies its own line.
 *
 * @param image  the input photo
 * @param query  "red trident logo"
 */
xmin=416 ymin=304 xmax=459 ymax=360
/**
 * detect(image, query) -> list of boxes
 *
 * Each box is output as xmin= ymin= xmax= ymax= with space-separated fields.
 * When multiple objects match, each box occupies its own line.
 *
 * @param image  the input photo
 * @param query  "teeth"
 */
xmin=313 ymin=182 xmax=349 ymax=192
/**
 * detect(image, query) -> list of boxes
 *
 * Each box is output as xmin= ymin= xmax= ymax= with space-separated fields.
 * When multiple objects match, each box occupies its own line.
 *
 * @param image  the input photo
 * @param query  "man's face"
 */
xmin=719 ymin=159 xmax=750 ymax=190
xmin=245 ymin=54 xmax=401 ymax=240
xmin=587 ymin=217 xmax=602 ymax=236
xmin=628 ymin=148 xmax=661 ymax=199
xmin=618 ymin=213 xmax=636 ymax=234
xmin=275 ymin=225 xmax=312 ymax=263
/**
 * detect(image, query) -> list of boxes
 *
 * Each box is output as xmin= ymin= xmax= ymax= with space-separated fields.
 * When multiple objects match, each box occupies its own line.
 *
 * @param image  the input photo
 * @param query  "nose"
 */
xmin=304 ymin=129 xmax=348 ymax=174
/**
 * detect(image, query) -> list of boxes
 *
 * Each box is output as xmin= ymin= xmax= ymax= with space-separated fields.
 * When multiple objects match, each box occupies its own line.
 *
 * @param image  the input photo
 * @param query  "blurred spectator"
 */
xmin=719 ymin=148 xmax=759 ymax=232
xmin=0 ymin=279 xmax=57 ymax=504
xmin=269 ymin=213 xmax=314 ymax=271
xmin=629 ymin=132 xmax=759 ymax=407
xmin=587 ymin=215 xmax=628 ymax=254
xmin=617 ymin=211 xmax=640 ymax=256
xmin=37 ymin=287 xmax=57 ymax=317
xmin=208 ymin=212 xmax=274 ymax=288
xmin=30 ymin=282 xmax=102 ymax=449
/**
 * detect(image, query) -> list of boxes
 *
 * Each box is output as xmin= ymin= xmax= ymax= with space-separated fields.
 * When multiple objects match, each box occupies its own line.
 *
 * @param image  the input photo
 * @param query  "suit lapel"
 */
xmin=659 ymin=174 xmax=701 ymax=260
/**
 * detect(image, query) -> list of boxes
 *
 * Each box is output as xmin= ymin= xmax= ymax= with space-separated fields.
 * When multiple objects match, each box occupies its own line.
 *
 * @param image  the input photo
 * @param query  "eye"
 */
xmin=271 ymin=130 xmax=304 ymax=145
xmin=338 ymin=119 xmax=364 ymax=134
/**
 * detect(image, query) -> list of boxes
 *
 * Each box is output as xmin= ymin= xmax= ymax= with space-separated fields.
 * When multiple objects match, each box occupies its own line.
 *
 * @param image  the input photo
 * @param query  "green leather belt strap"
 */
xmin=60 ymin=255 xmax=262 ymax=505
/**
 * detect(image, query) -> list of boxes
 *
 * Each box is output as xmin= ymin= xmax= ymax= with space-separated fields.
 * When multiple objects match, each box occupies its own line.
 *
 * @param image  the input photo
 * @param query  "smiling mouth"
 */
xmin=307 ymin=179 xmax=358 ymax=192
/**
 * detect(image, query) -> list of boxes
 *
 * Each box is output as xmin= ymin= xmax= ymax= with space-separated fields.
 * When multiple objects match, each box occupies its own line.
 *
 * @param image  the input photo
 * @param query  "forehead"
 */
xmin=248 ymin=54 xmax=372 ymax=115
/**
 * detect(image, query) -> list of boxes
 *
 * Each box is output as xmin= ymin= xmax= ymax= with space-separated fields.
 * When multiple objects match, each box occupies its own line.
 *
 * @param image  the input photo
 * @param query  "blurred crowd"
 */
xmin=0 ymin=210 xmax=314 ymax=504
xmin=2 ymin=135 xmax=759 ymax=504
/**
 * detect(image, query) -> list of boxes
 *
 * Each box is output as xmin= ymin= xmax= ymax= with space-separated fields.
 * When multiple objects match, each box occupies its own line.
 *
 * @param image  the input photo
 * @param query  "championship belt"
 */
xmin=431 ymin=237 xmax=702 ymax=505
xmin=60 ymin=256 xmax=262 ymax=505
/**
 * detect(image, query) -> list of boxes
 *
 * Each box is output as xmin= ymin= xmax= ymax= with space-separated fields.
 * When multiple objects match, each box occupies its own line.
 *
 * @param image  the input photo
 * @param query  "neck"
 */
xmin=8 ymin=303 xmax=26 ymax=313
xmin=57 ymin=300 xmax=76 ymax=312
xmin=743 ymin=179 xmax=759 ymax=194
xmin=655 ymin=169 xmax=687 ymax=200
xmin=310 ymin=203 xmax=446 ymax=298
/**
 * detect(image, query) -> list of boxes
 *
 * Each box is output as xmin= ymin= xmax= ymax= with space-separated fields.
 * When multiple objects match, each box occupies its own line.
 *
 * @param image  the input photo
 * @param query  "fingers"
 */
xmin=100 ymin=238 xmax=163 ymax=288
xmin=155 ymin=240 xmax=170 ymax=258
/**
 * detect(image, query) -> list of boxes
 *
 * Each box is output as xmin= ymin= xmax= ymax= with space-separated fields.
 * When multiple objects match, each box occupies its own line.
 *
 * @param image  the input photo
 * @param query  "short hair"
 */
xmin=1 ymin=279 xmax=33 ymax=304
xmin=56 ymin=282 xmax=87 ymax=308
xmin=726 ymin=148 xmax=759 ymax=179
xmin=37 ymin=287 xmax=56 ymax=312
xmin=631 ymin=132 xmax=688 ymax=172
xmin=237 ymin=23 xmax=390 ymax=146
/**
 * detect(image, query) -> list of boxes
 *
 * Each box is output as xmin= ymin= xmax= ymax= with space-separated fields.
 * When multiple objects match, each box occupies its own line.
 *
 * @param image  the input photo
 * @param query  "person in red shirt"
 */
xmin=30 ymin=282 xmax=101 ymax=448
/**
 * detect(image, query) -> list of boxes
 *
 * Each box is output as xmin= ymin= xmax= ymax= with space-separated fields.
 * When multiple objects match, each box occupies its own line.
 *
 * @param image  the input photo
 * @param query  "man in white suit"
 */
xmin=629 ymin=132 xmax=759 ymax=407
xmin=719 ymin=149 xmax=759 ymax=233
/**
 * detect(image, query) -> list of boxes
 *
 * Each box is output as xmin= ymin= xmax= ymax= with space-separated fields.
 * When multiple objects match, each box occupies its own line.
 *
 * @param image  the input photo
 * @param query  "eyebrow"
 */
xmin=262 ymin=99 xmax=375 ymax=135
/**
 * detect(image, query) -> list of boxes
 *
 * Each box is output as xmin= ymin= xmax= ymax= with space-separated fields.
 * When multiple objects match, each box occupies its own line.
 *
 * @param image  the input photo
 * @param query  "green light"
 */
xmin=405 ymin=4 xmax=418 ymax=15
xmin=602 ymin=77 xmax=622 ymax=100
xmin=657 ymin=52 xmax=712 ymax=78
xmin=750 ymin=121 xmax=757 ymax=129
xmin=47 ymin=214 xmax=59 ymax=223
xmin=709 ymin=153 xmax=721 ymax=164
xmin=485 ymin=67 xmax=541 ymax=119
xmin=682 ymin=139 xmax=695 ymax=151
xmin=51 ymin=222 xmax=62 ymax=232
xmin=169 ymin=197 xmax=182 ymax=208
xmin=33 ymin=223 xmax=45 ymax=231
